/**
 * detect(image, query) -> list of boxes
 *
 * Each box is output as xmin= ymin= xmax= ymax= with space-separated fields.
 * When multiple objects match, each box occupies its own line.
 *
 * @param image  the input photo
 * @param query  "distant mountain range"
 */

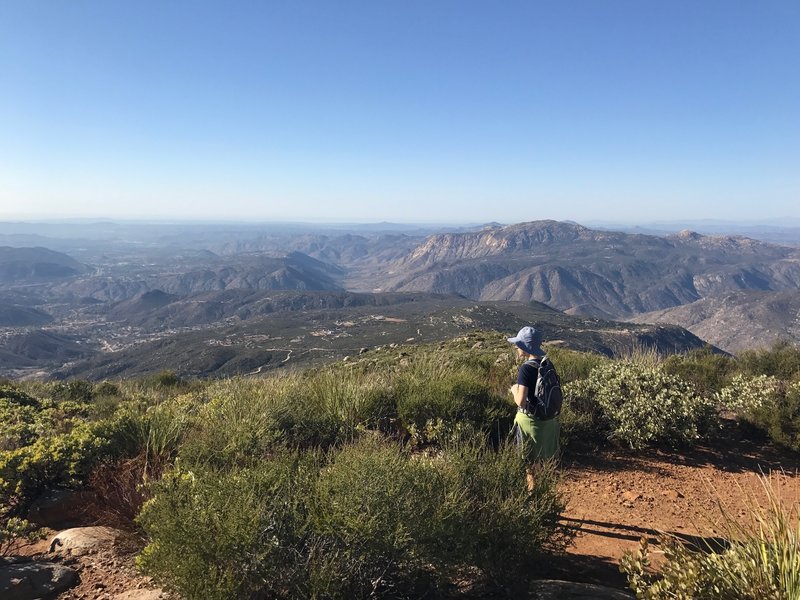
xmin=0 ymin=246 xmax=87 ymax=283
xmin=372 ymin=221 xmax=800 ymax=321
xmin=2 ymin=219 xmax=800 ymax=378
xmin=49 ymin=251 xmax=343 ymax=302
xmin=629 ymin=291 xmax=800 ymax=354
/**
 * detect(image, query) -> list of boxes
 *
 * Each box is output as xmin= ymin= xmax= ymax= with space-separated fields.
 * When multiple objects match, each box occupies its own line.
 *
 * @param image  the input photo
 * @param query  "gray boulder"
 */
xmin=49 ymin=526 xmax=124 ymax=555
xmin=0 ymin=560 xmax=79 ymax=600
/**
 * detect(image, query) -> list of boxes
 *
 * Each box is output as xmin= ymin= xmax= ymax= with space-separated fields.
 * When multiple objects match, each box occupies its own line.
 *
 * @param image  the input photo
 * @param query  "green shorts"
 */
xmin=513 ymin=411 xmax=560 ymax=462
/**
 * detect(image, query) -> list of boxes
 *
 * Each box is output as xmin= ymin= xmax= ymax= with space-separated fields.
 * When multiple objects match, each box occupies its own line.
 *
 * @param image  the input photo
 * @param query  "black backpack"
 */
xmin=524 ymin=357 xmax=563 ymax=420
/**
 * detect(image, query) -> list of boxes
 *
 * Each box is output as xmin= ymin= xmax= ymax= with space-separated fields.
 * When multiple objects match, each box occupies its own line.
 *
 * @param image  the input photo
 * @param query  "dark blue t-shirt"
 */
xmin=517 ymin=360 xmax=540 ymax=392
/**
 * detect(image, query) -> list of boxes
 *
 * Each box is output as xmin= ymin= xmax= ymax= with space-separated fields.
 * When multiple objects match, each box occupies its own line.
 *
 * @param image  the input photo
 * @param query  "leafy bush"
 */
xmin=308 ymin=438 xmax=454 ymax=597
xmin=137 ymin=452 xmax=317 ymax=600
xmin=737 ymin=340 xmax=800 ymax=381
xmin=304 ymin=369 xmax=395 ymax=438
xmin=560 ymin=380 xmax=609 ymax=449
xmin=1 ymin=514 xmax=44 ymax=556
xmin=0 ymin=422 xmax=110 ymax=513
xmin=566 ymin=362 xmax=716 ymax=449
xmin=715 ymin=376 xmax=800 ymax=451
xmin=545 ymin=347 xmax=609 ymax=384
xmin=178 ymin=377 xmax=343 ymax=468
xmin=662 ymin=346 xmax=734 ymax=396
xmin=51 ymin=379 xmax=95 ymax=403
xmin=438 ymin=439 xmax=568 ymax=585
xmin=621 ymin=474 xmax=800 ymax=599
xmin=715 ymin=374 xmax=783 ymax=414
xmin=152 ymin=369 xmax=182 ymax=388
xmin=392 ymin=360 xmax=508 ymax=445
xmin=742 ymin=381 xmax=800 ymax=452
xmin=0 ymin=385 xmax=110 ymax=513
xmin=103 ymin=393 xmax=198 ymax=476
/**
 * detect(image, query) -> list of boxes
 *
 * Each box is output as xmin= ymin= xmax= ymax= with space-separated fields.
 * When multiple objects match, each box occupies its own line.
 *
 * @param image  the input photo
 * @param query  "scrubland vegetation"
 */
xmin=2 ymin=335 xmax=800 ymax=598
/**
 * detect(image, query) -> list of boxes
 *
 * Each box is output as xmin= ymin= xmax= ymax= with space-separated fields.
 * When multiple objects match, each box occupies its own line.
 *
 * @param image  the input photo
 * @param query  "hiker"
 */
xmin=507 ymin=326 xmax=562 ymax=490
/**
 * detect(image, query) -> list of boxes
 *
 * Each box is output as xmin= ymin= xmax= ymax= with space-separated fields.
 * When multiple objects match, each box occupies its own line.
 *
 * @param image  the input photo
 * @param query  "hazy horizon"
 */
xmin=2 ymin=2 xmax=798 ymax=223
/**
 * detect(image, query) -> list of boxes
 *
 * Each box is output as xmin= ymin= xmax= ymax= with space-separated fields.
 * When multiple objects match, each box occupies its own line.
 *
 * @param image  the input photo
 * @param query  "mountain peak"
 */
xmin=676 ymin=229 xmax=703 ymax=240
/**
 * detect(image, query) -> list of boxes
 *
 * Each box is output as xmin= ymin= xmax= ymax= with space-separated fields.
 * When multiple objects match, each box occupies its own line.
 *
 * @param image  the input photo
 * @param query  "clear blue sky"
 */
xmin=1 ymin=1 xmax=798 ymax=223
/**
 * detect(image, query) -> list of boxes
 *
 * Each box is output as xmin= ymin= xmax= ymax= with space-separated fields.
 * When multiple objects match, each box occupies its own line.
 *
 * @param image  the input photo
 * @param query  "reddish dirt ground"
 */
xmin=549 ymin=422 xmax=800 ymax=589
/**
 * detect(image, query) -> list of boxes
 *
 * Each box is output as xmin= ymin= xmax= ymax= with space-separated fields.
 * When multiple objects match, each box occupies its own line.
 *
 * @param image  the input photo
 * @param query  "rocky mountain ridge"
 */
xmin=375 ymin=221 xmax=800 ymax=319
xmin=629 ymin=290 xmax=800 ymax=353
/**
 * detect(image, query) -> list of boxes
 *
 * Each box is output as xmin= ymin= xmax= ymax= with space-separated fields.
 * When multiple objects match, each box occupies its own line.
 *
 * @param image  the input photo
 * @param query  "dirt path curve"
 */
xmin=549 ymin=423 xmax=800 ymax=589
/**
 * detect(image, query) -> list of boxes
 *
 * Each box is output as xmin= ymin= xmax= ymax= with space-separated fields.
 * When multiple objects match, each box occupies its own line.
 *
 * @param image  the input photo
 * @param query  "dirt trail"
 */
xmin=550 ymin=423 xmax=800 ymax=588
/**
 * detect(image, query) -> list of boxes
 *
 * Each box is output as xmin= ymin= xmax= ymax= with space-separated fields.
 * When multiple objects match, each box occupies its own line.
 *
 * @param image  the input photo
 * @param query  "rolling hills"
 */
xmin=3 ymin=219 xmax=800 ymax=379
xmin=52 ymin=292 xmax=710 ymax=380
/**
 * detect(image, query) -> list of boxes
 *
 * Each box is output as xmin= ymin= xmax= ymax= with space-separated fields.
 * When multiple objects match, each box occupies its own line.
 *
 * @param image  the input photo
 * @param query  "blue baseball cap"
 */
xmin=507 ymin=326 xmax=546 ymax=356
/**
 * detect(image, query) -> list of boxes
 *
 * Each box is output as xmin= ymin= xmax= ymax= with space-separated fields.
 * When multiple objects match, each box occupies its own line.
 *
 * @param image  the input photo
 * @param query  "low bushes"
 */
xmin=0 ymin=385 xmax=109 ymax=514
xmin=137 ymin=451 xmax=316 ymax=600
xmin=737 ymin=340 xmax=800 ymax=381
xmin=734 ymin=380 xmax=800 ymax=452
xmin=662 ymin=346 xmax=734 ymax=396
xmin=393 ymin=365 xmax=507 ymax=445
xmin=137 ymin=436 xmax=566 ymax=599
xmin=545 ymin=347 xmax=609 ymax=385
xmin=563 ymin=362 xmax=716 ymax=449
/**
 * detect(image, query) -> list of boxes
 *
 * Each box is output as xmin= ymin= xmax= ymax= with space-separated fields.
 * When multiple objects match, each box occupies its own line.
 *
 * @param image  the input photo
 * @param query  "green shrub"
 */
xmin=560 ymin=379 xmax=609 ymax=449
xmin=304 ymin=369 xmax=396 ymax=438
xmin=0 ymin=385 xmax=110 ymax=513
xmin=51 ymin=379 xmax=95 ymax=403
xmin=393 ymin=363 xmax=508 ymax=445
xmin=178 ymin=377 xmax=345 ymax=468
xmin=715 ymin=376 xmax=800 ymax=451
xmin=308 ymin=438 xmax=453 ymax=597
xmin=737 ymin=340 xmax=800 ymax=381
xmin=0 ymin=386 xmax=39 ymax=407
xmin=137 ymin=452 xmax=317 ymax=600
xmin=742 ymin=381 xmax=800 ymax=452
xmin=662 ymin=346 xmax=734 ymax=396
xmin=439 ymin=439 xmax=568 ymax=585
xmin=0 ymin=422 xmax=110 ymax=512
xmin=715 ymin=374 xmax=783 ymax=414
xmin=567 ymin=362 xmax=716 ymax=449
xmin=102 ymin=393 xmax=198 ymax=475
xmin=139 ymin=437 xmax=566 ymax=599
xmin=152 ymin=369 xmax=182 ymax=388
xmin=621 ymin=474 xmax=800 ymax=599
xmin=1 ymin=514 xmax=44 ymax=556
xmin=545 ymin=347 xmax=609 ymax=384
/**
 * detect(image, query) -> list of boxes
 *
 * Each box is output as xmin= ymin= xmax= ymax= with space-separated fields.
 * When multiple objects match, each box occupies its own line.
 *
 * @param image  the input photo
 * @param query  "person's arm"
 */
xmin=511 ymin=383 xmax=529 ymax=409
